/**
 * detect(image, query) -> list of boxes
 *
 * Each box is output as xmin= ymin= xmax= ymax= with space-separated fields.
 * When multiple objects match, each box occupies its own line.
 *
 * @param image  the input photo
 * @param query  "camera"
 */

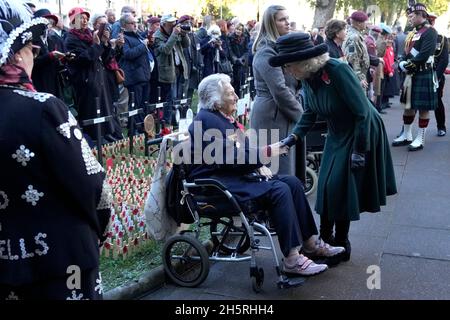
xmin=179 ymin=24 xmax=191 ymax=32
xmin=97 ymin=23 xmax=112 ymax=39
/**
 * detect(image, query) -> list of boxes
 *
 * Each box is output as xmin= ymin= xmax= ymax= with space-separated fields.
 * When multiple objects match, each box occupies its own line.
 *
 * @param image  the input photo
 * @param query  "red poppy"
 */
xmin=321 ymin=70 xmax=331 ymax=84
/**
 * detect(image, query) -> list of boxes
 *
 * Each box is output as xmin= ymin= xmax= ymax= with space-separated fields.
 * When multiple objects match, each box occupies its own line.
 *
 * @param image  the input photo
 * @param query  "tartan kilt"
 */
xmin=411 ymin=69 xmax=438 ymax=110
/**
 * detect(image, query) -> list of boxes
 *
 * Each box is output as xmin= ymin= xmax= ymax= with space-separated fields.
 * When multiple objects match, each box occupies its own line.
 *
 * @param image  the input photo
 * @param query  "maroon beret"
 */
xmin=178 ymin=15 xmax=192 ymax=24
xmin=147 ymin=16 xmax=160 ymax=25
xmin=370 ymin=25 xmax=382 ymax=33
xmin=350 ymin=10 xmax=368 ymax=22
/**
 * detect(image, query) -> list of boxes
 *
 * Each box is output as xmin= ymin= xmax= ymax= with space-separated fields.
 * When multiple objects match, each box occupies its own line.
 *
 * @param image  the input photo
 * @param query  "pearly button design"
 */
xmin=74 ymin=128 xmax=83 ymax=140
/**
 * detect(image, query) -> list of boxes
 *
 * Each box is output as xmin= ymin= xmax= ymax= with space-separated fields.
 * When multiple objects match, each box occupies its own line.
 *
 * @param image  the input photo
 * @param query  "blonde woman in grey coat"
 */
xmin=250 ymin=5 xmax=303 ymax=175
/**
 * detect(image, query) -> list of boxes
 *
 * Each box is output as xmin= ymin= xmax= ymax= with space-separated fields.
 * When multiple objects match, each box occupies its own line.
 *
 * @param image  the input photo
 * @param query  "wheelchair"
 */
xmin=304 ymin=120 xmax=328 ymax=196
xmin=162 ymin=152 xmax=306 ymax=293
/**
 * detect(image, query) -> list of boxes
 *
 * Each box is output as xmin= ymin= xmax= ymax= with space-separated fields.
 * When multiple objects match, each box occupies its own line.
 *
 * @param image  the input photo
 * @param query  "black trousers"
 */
xmin=126 ymin=82 xmax=150 ymax=126
xmin=434 ymin=78 xmax=446 ymax=131
xmin=0 ymin=267 xmax=102 ymax=300
xmin=265 ymin=175 xmax=318 ymax=257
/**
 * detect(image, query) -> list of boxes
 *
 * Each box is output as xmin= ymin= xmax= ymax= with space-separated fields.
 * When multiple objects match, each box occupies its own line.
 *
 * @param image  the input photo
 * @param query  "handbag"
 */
xmin=218 ymin=59 xmax=233 ymax=75
xmin=144 ymin=137 xmax=178 ymax=241
xmin=114 ymin=68 xmax=125 ymax=84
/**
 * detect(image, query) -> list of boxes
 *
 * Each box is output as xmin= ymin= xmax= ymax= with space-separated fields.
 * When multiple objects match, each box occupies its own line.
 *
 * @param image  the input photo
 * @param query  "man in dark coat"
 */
xmin=179 ymin=15 xmax=202 ymax=100
xmin=393 ymin=3 xmax=438 ymax=151
xmin=0 ymin=0 xmax=111 ymax=299
xmin=119 ymin=13 xmax=153 ymax=127
xmin=428 ymin=13 xmax=449 ymax=137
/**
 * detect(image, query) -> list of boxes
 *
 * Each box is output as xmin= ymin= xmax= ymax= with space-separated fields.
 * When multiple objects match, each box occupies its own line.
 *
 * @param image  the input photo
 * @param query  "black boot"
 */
xmin=335 ymin=220 xmax=351 ymax=262
xmin=319 ymin=214 xmax=335 ymax=245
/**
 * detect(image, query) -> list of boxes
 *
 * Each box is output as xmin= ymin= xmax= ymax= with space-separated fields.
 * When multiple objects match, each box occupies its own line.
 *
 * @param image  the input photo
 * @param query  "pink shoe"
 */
xmin=283 ymin=254 xmax=328 ymax=276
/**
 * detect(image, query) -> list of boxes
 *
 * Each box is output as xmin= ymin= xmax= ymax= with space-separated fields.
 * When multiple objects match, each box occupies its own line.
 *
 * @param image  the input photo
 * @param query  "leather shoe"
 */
xmin=408 ymin=144 xmax=424 ymax=151
xmin=392 ymin=139 xmax=412 ymax=147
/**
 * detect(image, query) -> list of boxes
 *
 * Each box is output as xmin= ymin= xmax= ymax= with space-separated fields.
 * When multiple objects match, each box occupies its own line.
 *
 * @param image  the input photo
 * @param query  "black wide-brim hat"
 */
xmin=0 ymin=0 xmax=48 ymax=66
xmin=268 ymin=32 xmax=328 ymax=67
xmin=34 ymin=8 xmax=58 ymax=24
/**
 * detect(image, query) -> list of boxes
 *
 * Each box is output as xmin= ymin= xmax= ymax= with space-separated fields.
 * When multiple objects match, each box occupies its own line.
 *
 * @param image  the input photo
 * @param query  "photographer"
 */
xmin=153 ymin=14 xmax=190 ymax=122
xmin=65 ymin=7 xmax=120 ymax=142
xmin=200 ymin=25 xmax=229 ymax=77
xmin=229 ymin=23 xmax=249 ymax=97
xmin=179 ymin=15 xmax=202 ymax=100
xmin=92 ymin=13 xmax=123 ymax=141
xmin=119 ymin=13 xmax=154 ymax=132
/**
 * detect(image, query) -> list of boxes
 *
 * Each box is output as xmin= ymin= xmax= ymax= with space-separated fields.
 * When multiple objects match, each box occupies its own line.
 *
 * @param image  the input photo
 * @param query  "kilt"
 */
xmin=410 ymin=69 xmax=438 ymax=110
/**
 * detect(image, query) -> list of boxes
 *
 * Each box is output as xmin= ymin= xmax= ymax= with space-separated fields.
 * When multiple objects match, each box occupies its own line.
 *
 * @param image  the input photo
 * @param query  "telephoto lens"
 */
xmin=180 ymin=25 xmax=191 ymax=32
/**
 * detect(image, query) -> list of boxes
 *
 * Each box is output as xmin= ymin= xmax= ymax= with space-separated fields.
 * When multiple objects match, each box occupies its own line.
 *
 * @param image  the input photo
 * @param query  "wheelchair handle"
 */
xmin=146 ymin=137 xmax=163 ymax=146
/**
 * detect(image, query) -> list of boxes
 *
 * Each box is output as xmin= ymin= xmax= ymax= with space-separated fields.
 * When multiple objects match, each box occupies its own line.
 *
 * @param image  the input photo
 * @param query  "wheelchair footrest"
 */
xmin=209 ymin=252 xmax=252 ymax=262
xmin=277 ymin=276 xmax=306 ymax=289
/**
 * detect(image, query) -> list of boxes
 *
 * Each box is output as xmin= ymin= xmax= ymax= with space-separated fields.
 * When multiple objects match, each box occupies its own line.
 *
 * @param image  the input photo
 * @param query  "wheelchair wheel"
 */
xmin=163 ymin=234 xmax=210 ymax=288
xmin=251 ymin=267 xmax=264 ymax=293
xmin=307 ymin=154 xmax=318 ymax=172
xmin=304 ymin=167 xmax=318 ymax=197
xmin=210 ymin=217 xmax=250 ymax=254
xmin=149 ymin=147 xmax=160 ymax=158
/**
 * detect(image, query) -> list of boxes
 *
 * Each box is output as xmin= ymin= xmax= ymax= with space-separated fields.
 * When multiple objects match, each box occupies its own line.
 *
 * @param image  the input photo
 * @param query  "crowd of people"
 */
xmin=21 ymin=4 xmax=263 ymax=144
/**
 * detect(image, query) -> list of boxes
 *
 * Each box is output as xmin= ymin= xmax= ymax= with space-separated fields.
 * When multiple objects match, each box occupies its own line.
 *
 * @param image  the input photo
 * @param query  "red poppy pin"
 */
xmin=321 ymin=70 xmax=331 ymax=84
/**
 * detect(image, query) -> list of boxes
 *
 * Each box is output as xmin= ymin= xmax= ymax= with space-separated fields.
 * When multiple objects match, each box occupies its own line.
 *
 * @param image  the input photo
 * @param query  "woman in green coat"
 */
xmin=270 ymin=33 xmax=397 ymax=262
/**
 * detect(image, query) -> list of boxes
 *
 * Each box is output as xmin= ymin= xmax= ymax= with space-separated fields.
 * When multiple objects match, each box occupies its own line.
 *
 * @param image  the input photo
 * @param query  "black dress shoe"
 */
xmin=392 ymin=139 xmax=412 ymax=146
xmin=334 ymin=239 xmax=351 ymax=262
xmin=408 ymin=144 xmax=424 ymax=151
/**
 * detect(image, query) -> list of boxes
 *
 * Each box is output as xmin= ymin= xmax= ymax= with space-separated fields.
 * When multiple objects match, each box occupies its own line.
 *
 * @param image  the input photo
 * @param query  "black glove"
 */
xmin=351 ymin=152 xmax=365 ymax=170
xmin=280 ymin=134 xmax=297 ymax=147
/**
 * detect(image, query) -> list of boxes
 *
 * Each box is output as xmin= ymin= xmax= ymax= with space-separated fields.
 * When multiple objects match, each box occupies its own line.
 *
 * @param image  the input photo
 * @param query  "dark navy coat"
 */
xmin=64 ymin=32 xmax=116 ymax=138
xmin=188 ymin=109 xmax=279 ymax=203
xmin=0 ymin=87 xmax=111 ymax=286
xmin=120 ymin=31 xmax=152 ymax=87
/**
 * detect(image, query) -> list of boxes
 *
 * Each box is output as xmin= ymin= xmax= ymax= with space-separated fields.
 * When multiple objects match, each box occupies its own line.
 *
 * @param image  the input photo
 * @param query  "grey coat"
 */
xmin=250 ymin=39 xmax=303 ymax=175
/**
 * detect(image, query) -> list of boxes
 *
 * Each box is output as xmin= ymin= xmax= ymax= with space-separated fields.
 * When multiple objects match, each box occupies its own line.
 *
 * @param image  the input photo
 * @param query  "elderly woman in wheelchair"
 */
xmin=183 ymin=73 xmax=344 ymax=279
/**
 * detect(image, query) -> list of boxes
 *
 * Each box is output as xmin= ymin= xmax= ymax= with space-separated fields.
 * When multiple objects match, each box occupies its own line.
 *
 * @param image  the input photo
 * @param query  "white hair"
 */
xmin=198 ymin=73 xmax=231 ymax=111
xmin=207 ymin=24 xmax=220 ymax=37
xmin=291 ymin=53 xmax=330 ymax=79
xmin=90 ymin=13 xmax=106 ymax=27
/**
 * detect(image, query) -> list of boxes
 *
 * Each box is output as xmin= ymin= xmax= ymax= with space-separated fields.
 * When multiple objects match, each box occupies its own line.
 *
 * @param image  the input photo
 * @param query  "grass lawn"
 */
xmin=100 ymin=240 xmax=163 ymax=292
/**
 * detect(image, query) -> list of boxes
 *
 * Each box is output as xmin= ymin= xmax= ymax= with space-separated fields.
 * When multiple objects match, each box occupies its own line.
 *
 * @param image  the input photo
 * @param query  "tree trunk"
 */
xmin=312 ymin=0 xmax=338 ymax=29
xmin=386 ymin=10 xmax=395 ymax=26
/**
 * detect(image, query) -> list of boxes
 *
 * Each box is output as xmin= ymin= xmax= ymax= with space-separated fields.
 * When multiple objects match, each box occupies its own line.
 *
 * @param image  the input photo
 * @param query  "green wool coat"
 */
xmin=292 ymin=59 xmax=397 ymax=221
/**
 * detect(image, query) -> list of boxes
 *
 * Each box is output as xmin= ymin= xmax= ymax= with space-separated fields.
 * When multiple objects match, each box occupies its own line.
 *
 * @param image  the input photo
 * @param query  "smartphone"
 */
xmin=98 ymin=23 xmax=111 ymax=39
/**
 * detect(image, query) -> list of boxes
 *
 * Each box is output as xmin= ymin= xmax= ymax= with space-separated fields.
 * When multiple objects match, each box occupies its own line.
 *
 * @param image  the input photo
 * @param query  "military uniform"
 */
xmin=433 ymin=30 xmax=449 ymax=135
xmin=343 ymin=25 xmax=370 ymax=83
xmin=393 ymin=3 xmax=439 ymax=151
xmin=399 ymin=21 xmax=438 ymax=110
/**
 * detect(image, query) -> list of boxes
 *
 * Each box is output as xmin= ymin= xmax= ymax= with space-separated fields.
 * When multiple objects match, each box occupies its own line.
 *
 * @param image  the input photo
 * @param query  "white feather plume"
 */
xmin=0 ymin=0 xmax=32 ymax=23
xmin=1 ymin=0 xmax=32 ymax=45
